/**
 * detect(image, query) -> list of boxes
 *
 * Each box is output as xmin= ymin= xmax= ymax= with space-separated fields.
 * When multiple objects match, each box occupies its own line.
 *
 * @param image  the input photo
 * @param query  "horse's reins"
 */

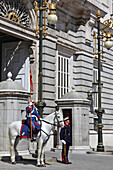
xmin=40 ymin=115 xmax=64 ymax=127
xmin=38 ymin=120 xmax=58 ymax=138
xmin=40 ymin=129 xmax=50 ymax=137
xmin=40 ymin=119 xmax=63 ymax=127
xmin=39 ymin=113 xmax=64 ymax=137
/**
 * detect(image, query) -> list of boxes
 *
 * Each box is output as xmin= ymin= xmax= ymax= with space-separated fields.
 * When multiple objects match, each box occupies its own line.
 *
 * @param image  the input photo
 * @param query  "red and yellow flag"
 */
xmin=30 ymin=70 xmax=33 ymax=92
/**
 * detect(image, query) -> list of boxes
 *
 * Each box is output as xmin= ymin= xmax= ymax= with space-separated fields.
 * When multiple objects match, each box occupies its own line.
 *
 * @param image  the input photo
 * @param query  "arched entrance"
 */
xmin=0 ymin=0 xmax=36 ymax=91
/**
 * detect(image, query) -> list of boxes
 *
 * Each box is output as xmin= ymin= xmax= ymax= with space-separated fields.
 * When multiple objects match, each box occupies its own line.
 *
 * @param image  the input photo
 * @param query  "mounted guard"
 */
xmin=9 ymin=109 xmax=64 ymax=166
xmin=25 ymin=100 xmax=42 ymax=141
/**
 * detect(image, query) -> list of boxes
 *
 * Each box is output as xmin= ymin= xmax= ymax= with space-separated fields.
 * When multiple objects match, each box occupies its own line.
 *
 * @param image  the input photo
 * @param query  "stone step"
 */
xmin=22 ymin=154 xmax=57 ymax=163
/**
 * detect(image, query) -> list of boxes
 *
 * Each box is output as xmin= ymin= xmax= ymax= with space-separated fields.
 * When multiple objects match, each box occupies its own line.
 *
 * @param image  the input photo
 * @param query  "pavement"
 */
xmin=1 ymin=150 xmax=113 ymax=170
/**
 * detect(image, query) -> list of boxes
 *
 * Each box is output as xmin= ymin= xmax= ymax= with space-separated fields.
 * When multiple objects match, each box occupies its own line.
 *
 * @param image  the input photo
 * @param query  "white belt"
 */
xmin=28 ymin=115 xmax=36 ymax=118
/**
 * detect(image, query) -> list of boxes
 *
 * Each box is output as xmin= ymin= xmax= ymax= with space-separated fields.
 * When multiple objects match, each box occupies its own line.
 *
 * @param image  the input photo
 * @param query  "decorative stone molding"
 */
xmin=29 ymin=42 xmax=36 ymax=64
xmin=0 ymin=0 xmax=31 ymax=27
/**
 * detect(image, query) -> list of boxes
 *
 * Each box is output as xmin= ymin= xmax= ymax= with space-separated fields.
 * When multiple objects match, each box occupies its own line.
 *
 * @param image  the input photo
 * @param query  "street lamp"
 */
xmin=94 ymin=10 xmax=113 ymax=152
xmin=34 ymin=0 xmax=57 ymax=118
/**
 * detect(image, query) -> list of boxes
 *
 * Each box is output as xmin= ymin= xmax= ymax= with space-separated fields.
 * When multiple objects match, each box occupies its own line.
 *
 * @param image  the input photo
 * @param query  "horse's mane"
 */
xmin=43 ymin=112 xmax=55 ymax=121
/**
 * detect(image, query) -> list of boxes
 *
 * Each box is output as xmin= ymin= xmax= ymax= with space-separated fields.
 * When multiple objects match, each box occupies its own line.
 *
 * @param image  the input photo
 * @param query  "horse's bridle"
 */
xmin=54 ymin=111 xmax=64 ymax=127
xmin=38 ymin=112 xmax=64 ymax=138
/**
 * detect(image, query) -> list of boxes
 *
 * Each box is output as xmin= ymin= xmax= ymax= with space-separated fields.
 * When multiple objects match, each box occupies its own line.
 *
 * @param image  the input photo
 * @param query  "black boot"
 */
xmin=31 ymin=137 xmax=36 ymax=142
xmin=31 ymin=129 xmax=36 ymax=142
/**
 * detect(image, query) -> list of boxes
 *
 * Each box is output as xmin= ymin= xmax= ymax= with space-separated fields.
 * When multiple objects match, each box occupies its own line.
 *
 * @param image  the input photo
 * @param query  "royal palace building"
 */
xmin=0 ymin=0 xmax=113 ymax=153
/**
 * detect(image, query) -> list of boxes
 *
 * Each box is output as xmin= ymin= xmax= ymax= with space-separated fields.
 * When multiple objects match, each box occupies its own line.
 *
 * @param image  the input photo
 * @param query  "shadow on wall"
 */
xmin=2 ymin=41 xmax=30 ymax=82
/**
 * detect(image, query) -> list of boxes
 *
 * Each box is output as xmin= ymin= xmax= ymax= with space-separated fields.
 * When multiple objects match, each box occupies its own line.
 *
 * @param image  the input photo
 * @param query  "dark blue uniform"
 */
xmin=26 ymin=106 xmax=41 ymax=132
xmin=60 ymin=123 xmax=71 ymax=163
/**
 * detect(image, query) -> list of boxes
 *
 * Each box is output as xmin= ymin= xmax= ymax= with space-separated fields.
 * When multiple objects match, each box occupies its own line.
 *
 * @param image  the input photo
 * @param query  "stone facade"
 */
xmin=0 ymin=0 xmax=113 ymax=152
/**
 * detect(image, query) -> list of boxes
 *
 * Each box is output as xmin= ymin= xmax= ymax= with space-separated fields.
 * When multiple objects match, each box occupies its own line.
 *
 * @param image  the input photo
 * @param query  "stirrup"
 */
xmin=31 ymin=137 xmax=36 ymax=142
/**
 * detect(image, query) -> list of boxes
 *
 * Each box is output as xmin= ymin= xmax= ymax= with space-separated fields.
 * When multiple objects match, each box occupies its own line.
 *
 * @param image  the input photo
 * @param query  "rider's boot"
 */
xmin=31 ymin=129 xmax=36 ymax=142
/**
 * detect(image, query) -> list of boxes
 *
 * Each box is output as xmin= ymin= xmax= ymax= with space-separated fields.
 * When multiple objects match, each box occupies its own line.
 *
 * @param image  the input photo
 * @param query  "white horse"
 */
xmin=9 ymin=110 xmax=64 ymax=166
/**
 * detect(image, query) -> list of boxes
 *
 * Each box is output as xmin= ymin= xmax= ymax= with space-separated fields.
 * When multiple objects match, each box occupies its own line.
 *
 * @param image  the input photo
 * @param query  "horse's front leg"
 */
xmin=36 ymin=140 xmax=42 ymax=167
xmin=40 ymin=145 xmax=46 ymax=167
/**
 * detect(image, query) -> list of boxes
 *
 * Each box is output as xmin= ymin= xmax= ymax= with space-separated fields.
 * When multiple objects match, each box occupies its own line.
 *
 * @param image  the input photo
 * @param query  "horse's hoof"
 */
xmin=11 ymin=161 xmax=16 ymax=165
xmin=41 ymin=164 xmax=46 ymax=167
xmin=42 ymin=164 xmax=46 ymax=167
xmin=36 ymin=164 xmax=46 ymax=167
xmin=36 ymin=164 xmax=41 ymax=167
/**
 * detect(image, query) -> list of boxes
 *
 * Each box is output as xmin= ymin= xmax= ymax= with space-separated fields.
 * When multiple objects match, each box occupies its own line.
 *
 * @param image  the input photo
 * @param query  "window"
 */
xmin=56 ymin=53 xmax=71 ymax=99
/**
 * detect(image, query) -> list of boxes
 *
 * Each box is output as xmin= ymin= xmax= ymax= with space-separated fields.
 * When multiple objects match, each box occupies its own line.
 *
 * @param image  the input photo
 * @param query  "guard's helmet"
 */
xmin=64 ymin=116 xmax=69 ymax=121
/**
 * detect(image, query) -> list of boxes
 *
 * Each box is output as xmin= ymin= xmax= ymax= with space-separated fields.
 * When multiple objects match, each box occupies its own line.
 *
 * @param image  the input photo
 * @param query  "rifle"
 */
xmin=30 ymin=109 xmax=32 ymax=138
xmin=30 ymin=69 xmax=32 ymax=139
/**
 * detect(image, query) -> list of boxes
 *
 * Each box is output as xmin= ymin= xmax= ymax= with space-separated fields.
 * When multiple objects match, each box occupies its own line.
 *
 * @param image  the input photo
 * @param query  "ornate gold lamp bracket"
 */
xmin=34 ymin=0 xmax=47 ymax=37
xmin=94 ymin=10 xmax=113 ymax=59
xmin=34 ymin=0 xmax=57 ymax=38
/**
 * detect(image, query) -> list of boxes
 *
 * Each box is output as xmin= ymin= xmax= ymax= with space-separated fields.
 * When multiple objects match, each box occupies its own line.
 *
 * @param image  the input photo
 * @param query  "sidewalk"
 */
xmin=1 ymin=150 xmax=113 ymax=170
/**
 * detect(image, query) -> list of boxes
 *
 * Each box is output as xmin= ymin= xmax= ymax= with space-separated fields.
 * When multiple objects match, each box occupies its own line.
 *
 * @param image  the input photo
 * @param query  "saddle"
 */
xmin=20 ymin=119 xmax=40 ymax=140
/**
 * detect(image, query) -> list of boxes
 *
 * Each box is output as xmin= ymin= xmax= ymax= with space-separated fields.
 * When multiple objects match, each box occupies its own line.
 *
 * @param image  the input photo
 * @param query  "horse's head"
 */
xmin=55 ymin=109 xmax=64 ymax=127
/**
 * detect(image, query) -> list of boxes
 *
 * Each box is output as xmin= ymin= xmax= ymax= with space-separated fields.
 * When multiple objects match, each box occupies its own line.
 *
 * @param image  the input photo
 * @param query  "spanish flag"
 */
xmin=30 ymin=70 xmax=33 ymax=92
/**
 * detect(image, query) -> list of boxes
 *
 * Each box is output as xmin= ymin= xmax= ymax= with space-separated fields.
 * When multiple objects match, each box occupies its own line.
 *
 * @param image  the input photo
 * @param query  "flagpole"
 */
xmin=30 ymin=69 xmax=33 ymax=139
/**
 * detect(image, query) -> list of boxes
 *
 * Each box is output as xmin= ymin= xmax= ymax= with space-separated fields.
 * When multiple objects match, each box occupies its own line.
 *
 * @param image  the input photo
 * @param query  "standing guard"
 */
xmin=60 ymin=116 xmax=71 ymax=164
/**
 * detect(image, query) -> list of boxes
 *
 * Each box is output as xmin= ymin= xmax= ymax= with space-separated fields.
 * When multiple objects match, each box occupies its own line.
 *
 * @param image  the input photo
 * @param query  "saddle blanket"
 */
xmin=20 ymin=120 xmax=40 ymax=140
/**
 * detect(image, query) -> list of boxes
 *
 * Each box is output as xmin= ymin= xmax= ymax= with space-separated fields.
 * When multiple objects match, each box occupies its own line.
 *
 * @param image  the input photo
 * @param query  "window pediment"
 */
xmin=0 ymin=0 xmax=31 ymax=27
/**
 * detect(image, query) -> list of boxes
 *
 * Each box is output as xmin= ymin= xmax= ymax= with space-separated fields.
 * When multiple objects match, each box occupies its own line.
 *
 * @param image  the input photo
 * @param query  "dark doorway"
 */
xmin=62 ymin=109 xmax=72 ymax=146
xmin=0 ymin=31 xmax=30 ymax=91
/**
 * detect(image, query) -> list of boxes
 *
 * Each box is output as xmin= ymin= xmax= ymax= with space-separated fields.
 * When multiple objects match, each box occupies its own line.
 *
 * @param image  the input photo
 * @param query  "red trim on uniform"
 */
xmin=28 ymin=107 xmax=31 ymax=110
xmin=34 ymin=129 xmax=39 ymax=137
xmin=34 ymin=122 xmax=40 ymax=125
xmin=20 ymin=124 xmax=24 ymax=137
xmin=65 ymin=123 xmax=70 ymax=126
xmin=62 ymin=153 xmax=65 ymax=162
xmin=28 ymin=122 xmax=33 ymax=128
xmin=20 ymin=135 xmax=30 ymax=140
xmin=39 ymin=116 xmax=41 ymax=119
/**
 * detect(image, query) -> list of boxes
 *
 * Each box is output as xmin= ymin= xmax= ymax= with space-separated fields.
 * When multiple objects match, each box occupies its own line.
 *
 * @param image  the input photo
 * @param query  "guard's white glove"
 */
xmin=61 ymin=140 xmax=66 ymax=144
xmin=40 ymin=118 xmax=43 ymax=121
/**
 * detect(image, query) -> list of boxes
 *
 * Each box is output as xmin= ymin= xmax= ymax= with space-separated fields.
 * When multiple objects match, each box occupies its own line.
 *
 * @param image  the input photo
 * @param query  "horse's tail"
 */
xmin=8 ymin=122 xmax=20 ymax=153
